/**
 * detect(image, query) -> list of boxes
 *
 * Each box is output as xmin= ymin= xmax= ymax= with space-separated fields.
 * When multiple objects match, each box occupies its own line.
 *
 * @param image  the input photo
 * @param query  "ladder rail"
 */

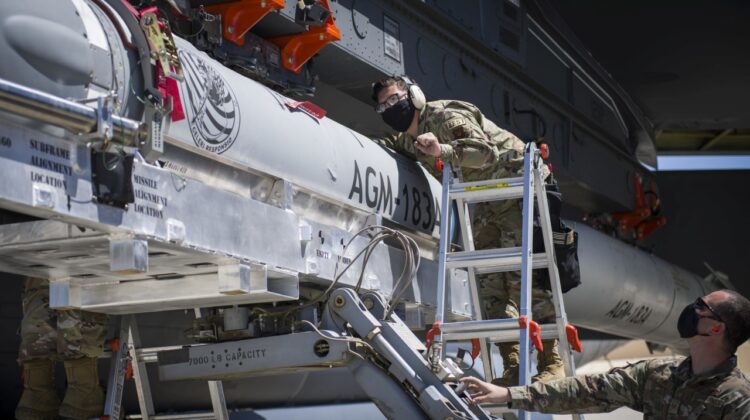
xmin=127 ymin=315 xmax=156 ymax=419
xmin=431 ymin=143 xmax=580 ymax=420
xmin=534 ymin=166 xmax=578 ymax=377
xmin=515 ymin=144 xmax=537 ymax=420
xmin=433 ymin=163 xmax=454 ymax=363
xmin=454 ymin=193 xmax=493 ymax=383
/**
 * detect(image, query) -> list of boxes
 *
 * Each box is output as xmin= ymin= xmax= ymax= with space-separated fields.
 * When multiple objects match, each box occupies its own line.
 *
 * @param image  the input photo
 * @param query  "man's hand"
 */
xmin=459 ymin=376 xmax=511 ymax=405
xmin=414 ymin=132 xmax=442 ymax=157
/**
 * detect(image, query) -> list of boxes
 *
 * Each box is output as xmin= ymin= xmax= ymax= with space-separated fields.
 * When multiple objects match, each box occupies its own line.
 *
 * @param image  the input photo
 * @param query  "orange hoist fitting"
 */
xmin=635 ymin=216 xmax=667 ymax=240
xmin=205 ymin=0 xmax=286 ymax=46
xmin=109 ymin=338 xmax=121 ymax=353
xmin=612 ymin=173 xmax=667 ymax=239
xmin=519 ymin=316 xmax=544 ymax=352
xmin=565 ymin=323 xmax=583 ymax=353
xmin=612 ymin=173 xmax=650 ymax=234
xmin=270 ymin=0 xmax=341 ymax=73
xmin=539 ymin=143 xmax=549 ymax=160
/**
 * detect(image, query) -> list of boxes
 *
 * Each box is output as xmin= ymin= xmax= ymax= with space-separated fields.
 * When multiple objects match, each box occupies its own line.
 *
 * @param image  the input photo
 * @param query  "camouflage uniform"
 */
xmin=18 ymin=277 xmax=108 ymax=362
xmin=373 ymin=100 xmax=555 ymax=322
xmin=508 ymin=356 xmax=750 ymax=418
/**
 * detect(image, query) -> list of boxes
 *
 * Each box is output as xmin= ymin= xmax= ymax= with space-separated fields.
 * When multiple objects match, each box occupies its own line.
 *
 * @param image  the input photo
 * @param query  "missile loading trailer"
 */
xmin=0 ymin=0 xmax=729 ymax=418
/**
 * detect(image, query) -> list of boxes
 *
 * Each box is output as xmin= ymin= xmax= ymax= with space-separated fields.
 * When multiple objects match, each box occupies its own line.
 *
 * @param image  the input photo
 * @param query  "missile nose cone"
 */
xmin=2 ymin=14 xmax=94 ymax=87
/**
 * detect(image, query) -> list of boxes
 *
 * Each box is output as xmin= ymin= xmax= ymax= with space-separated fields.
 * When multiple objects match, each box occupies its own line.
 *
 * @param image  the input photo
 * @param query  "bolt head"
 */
xmin=363 ymin=298 xmax=374 ymax=310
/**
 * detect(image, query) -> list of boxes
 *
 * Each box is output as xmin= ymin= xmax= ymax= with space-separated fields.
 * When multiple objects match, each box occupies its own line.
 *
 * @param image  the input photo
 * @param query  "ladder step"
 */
xmin=445 ymin=247 xmax=549 ymax=273
xmin=441 ymin=321 xmax=561 ymax=342
xmin=450 ymin=177 xmax=525 ymax=203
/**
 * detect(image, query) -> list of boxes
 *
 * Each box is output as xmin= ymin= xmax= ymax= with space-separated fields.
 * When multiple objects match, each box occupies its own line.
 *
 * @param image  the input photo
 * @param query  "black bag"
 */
xmin=533 ymin=188 xmax=581 ymax=293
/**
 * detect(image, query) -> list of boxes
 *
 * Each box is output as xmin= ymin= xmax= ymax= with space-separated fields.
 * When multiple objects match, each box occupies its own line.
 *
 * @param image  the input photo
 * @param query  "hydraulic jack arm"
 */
xmin=157 ymin=289 xmax=490 ymax=419
xmin=321 ymin=289 xmax=491 ymax=420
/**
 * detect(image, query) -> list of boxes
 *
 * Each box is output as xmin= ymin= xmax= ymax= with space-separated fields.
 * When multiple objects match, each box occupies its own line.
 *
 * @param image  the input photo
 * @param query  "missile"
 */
xmin=0 ymin=0 xmax=720 ymax=353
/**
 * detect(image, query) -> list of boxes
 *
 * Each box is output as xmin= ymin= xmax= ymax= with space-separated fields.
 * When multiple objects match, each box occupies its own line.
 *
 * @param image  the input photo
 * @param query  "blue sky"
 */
xmin=653 ymin=155 xmax=750 ymax=171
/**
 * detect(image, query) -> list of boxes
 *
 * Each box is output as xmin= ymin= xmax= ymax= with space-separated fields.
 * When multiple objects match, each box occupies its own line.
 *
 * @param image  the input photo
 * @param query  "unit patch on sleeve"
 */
xmin=444 ymin=118 xmax=466 ymax=129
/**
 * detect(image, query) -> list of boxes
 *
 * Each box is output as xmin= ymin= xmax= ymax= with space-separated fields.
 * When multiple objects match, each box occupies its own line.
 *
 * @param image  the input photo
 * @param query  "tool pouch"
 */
xmin=533 ymin=185 xmax=581 ymax=293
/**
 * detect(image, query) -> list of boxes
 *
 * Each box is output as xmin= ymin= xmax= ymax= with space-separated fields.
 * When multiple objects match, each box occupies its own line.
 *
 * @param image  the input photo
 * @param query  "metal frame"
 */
xmin=153 ymin=290 xmax=491 ymax=419
xmin=431 ymin=143 xmax=580 ymax=419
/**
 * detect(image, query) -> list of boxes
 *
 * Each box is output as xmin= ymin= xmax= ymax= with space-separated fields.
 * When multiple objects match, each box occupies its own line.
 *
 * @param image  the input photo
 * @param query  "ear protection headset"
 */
xmin=400 ymin=76 xmax=426 ymax=111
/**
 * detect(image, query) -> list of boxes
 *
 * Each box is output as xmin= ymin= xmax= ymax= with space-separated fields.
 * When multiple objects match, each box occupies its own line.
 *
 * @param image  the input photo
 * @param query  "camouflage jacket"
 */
xmin=372 ymin=100 xmax=540 ymax=182
xmin=508 ymin=356 xmax=750 ymax=419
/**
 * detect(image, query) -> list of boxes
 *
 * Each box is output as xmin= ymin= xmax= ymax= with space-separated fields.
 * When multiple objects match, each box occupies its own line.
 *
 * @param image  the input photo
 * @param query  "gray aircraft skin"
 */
xmin=0 ymin=0 xmax=734 ymax=418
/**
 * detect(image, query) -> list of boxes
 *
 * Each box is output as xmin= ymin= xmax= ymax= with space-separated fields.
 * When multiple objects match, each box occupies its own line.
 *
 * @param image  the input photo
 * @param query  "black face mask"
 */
xmin=381 ymin=99 xmax=416 ymax=132
xmin=677 ymin=302 xmax=710 ymax=338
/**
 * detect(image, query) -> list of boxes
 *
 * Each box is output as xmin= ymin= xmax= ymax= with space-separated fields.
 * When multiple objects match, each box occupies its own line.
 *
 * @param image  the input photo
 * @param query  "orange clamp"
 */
xmin=566 ymin=323 xmax=583 ymax=353
xmin=529 ymin=320 xmax=543 ymax=352
xmin=518 ymin=316 xmax=543 ymax=352
xmin=635 ymin=216 xmax=667 ymax=240
xmin=470 ymin=338 xmax=481 ymax=360
xmin=612 ymin=173 xmax=666 ymax=239
xmin=540 ymin=143 xmax=549 ymax=160
xmin=270 ymin=0 xmax=341 ymax=73
xmin=204 ymin=0 xmax=286 ymax=46
xmin=425 ymin=321 xmax=441 ymax=348
xmin=109 ymin=337 xmax=121 ymax=353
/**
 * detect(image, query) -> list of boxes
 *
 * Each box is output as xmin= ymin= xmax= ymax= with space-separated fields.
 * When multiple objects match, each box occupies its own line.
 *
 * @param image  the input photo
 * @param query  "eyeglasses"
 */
xmin=375 ymin=92 xmax=407 ymax=114
xmin=695 ymin=297 xmax=724 ymax=322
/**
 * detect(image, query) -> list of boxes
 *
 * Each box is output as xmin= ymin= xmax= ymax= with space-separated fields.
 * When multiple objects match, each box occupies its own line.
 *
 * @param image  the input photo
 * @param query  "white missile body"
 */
xmin=166 ymin=39 xmax=716 ymax=350
xmin=0 ymin=0 xmax=720 ymax=354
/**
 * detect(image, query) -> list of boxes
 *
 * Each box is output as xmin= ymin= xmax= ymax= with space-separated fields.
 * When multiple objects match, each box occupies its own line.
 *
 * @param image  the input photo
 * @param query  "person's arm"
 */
xmin=507 ymin=361 xmax=649 ymax=414
xmin=431 ymin=106 xmax=501 ymax=170
xmin=462 ymin=360 xmax=649 ymax=414
xmin=370 ymin=132 xmax=417 ymax=160
xmin=724 ymin=391 xmax=750 ymax=419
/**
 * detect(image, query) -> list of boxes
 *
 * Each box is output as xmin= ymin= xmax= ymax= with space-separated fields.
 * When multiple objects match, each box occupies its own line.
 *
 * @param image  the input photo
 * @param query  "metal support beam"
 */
xmin=128 ymin=315 xmax=157 ymax=419
xmin=0 ymin=77 xmax=141 ymax=145
xmin=324 ymin=289 xmax=491 ymax=420
xmin=49 ymin=270 xmax=299 ymax=314
xmin=700 ymin=128 xmax=734 ymax=151
xmin=157 ymin=331 xmax=352 ymax=381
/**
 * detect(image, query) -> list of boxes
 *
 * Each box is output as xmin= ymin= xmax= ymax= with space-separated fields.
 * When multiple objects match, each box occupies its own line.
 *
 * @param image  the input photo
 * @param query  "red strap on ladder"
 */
xmin=424 ymin=321 xmax=441 ymax=349
xmin=470 ymin=338 xmax=481 ymax=360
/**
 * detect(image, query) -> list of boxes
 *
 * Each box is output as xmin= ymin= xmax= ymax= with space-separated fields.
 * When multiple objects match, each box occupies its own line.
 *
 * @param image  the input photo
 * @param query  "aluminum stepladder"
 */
xmin=103 ymin=311 xmax=230 ymax=420
xmin=428 ymin=142 xmax=582 ymax=420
